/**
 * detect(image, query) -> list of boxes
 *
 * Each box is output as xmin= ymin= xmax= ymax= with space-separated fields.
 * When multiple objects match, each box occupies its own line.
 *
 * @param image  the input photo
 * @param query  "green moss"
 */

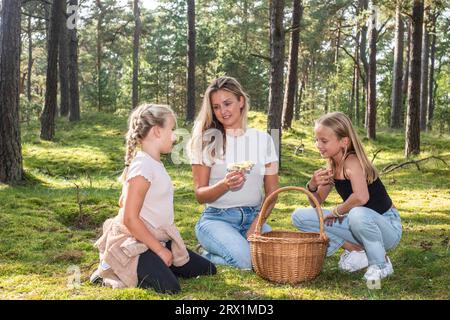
xmin=0 ymin=111 xmax=449 ymax=299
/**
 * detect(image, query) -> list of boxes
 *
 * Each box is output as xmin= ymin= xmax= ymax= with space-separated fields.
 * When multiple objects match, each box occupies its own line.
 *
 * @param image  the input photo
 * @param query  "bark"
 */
xmin=69 ymin=0 xmax=80 ymax=122
xmin=132 ymin=0 xmax=141 ymax=109
xmin=359 ymin=0 xmax=369 ymax=127
xmin=354 ymin=3 xmax=361 ymax=126
xmin=401 ymin=20 xmax=411 ymax=126
xmin=390 ymin=3 xmax=404 ymax=128
xmin=282 ymin=0 xmax=303 ymax=129
xmin=40 ymin=0 xmax=63 ymax=141
xmin=295 ymin=76 xmax=305 ymax=120
xmin=267 ymin=0 xmax=285 ymax=167
xmin=405 ymin=0 xmax=423 ymax=157
xmin=335 ymin=18 xmax=341 ymax=67
xmin=350 ymin=60 xmax=356 ymax=120
xmin=367 ymin=2 xmax=377 ymax=140
xmin=44 ymin=0 xmax=50 ymax=48
xmin=0 ymin=0 xmax=23 ymax=183
xmin=96 ymin=0 xmax=105 ymax=112
xmin=419 ymin=14 xmax=429 ymax=131
xmin=27 ymin=15 xmax=33 ymax=103
xmin=186 ymin=0 xmax=196 ymax=122
xmin=426 ymin=15 xmax=437 ymax=132
xmin=354 ymin=42 xmax=360 ymax=125
xmin=59 ymin=0 xmax=70 ymax=117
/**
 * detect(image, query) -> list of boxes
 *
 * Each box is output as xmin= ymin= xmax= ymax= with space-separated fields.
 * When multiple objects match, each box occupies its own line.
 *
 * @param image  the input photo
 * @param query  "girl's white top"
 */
xmin=122 ymin=151 xmax=174 ymax=228
xmin=190 ymin=128 xmax=278 ymax=208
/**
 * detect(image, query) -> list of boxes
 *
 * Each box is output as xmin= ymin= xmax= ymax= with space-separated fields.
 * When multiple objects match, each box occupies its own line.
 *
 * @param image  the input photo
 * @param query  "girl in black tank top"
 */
xmin=294 ymin=112 xmax=402 ymax=283
xmin=334 ymin=152 xmax=393 ymax=215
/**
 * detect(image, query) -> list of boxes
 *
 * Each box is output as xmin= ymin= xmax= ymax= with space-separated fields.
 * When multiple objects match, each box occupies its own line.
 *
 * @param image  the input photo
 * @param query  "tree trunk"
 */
xmin=68 ymin=0 xmax=80 ymax=122
xmin=156 ymin=45 xmax=160 ymax=103
xmin=166 ymin=64 xmax=170 ymax=104
xmin=401 ymin=20 xmax=411 ymax=126
xmin=310 ymin=59 xmax=317 ymax=111
xmin=335 ymin=17 xmax=342 ymax=72
xmin=295 ymin=77 xmax=305 ymax=120
xmin=267 ymin=0 xmax=285 ymax=167
xmin=132 ymin=0 xmax=141 ymax=109
xmin=359 ymin=0 xmax=369 ymax=127
xmin=96 ymin=0 xmax=105 ymax=112
xmin=59 ymin=0 xmax=70 ymax=117
xmin=0 ymin=0 xmax=23 ymax=183
xmin=390 ymin=2 xmax=404 ymax=128
xmin=131 ymin=4 xmax=140 ymax=110
xmin=44 ymin=0 xmax=50 ymax=49
xmin=40 ymin=0 xmax=63 ymax=141
xmin=353 ymin=8 xmax=362 ymax=126
xmin=282 ymin=0 xmax=302 ymax=129
xmin=27 ymin=15 xmax=33 ymax=103
xmin=350 ymin=61 xmax=356 ymax=120
xmin=367 ymin=2 xmax=377 ymax=140
xmin=426 ymin=15 xmax=437 ymax=132
xmin=405 ymin=0 xmax=423 ymax=157
xmin=186 ymin=0 xmax=196 ymax=122
xmin=419 ymin=14 xmax=429 ymax=131
xmin=354 ymin=43 xmax=360 ymax=125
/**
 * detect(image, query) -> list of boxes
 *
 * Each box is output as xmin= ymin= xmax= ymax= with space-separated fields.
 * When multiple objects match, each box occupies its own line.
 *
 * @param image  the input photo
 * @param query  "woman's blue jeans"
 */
xmin=291 ymin=206 xmax=402 ymax=268
xmin=195 ymin=206 xmax=271 ymax=270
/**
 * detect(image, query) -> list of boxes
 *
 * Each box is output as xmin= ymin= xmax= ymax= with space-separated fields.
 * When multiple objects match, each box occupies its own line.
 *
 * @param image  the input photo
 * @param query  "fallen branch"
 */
xmin=380 ymin=156 xmax=448 ymax=175
xmin=371 ymin=149 xmax=382 ymax=163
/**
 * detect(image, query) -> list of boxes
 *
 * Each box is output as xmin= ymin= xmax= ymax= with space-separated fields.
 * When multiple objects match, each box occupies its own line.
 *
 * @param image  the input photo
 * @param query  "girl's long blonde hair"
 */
xmin=119 ymin=103 xmax=175 ymax=182
xmin=316 ymin=112 xmax=378 ymax=184
xmin=188 ymin=76 xmax=250 ymax=165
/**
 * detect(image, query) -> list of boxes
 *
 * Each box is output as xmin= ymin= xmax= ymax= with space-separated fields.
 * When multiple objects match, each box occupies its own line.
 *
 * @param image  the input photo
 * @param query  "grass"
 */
xmin=0 ymin=111 xmax=449 ymax=300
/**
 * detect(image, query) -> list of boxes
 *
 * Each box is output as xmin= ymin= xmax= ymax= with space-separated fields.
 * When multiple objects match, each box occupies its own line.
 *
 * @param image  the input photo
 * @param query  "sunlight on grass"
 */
xmin=0 ymin=111 xmax=449 ymax=300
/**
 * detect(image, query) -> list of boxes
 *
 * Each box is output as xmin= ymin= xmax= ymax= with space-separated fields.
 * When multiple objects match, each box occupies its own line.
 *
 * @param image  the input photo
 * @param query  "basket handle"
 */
xmin=254 ymin=186 xmax=327 ymax=239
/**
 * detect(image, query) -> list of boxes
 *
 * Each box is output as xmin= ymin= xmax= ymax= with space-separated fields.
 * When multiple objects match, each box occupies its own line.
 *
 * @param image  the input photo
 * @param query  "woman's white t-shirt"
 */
xmin=191 ymin=128 xmax=278 ymax=208
xmin=122 ymin=151 xmax=174 ymax=228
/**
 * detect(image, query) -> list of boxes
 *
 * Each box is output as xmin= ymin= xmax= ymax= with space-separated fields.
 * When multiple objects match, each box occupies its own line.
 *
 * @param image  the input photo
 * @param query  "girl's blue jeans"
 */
xmin=195 ymin=205 xmax=271 ymax=270
xmin=292 ymin=206 xmax=402 ymax=268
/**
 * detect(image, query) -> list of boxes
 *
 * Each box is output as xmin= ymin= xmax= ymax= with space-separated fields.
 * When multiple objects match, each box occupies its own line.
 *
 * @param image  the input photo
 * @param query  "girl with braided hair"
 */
xmin=91 ymin=104 xmax=216 ymax=294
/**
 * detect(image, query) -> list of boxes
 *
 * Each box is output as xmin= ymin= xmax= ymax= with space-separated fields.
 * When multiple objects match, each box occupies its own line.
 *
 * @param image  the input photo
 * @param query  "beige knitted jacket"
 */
xmin=94 ymin=210 xmax=190 ymax=288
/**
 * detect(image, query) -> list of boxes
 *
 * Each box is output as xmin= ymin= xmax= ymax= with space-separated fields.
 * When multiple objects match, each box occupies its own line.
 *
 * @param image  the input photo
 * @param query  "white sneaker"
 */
xmin=363 ymin=256 xmax=394 ymax=281
xmin=338 ymin=250 xmax=369 ymax=272
xmin=89 ymin=269 xmax=103 ymax=285
xmin=338 ymin=250 xmax=351 ymax=267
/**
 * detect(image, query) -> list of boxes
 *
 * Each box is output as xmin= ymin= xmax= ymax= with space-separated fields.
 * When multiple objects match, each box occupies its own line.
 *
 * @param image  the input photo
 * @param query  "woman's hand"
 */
xmin=222 ymin=170 xmax=246 ymax=191
xmin=323 ymin=212 xmax=344 ymax=226
xmin=156 ymin=247 xmax=173 ymax=267
xmin=310 ymin=168 xmax=334 ymax=190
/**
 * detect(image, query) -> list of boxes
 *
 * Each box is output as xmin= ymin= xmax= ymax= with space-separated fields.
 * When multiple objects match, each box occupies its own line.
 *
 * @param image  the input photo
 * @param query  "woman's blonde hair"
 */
xmin=188 ymin=76 xmax=250 ymax=165
xmin=316 ymin=112 xmax=378 ymax=184
xmin=119 ymin=103 xmax=175 ymax=182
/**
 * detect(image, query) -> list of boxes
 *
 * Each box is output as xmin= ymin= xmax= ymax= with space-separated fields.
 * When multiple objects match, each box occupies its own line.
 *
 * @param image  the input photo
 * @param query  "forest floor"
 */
xmin=0 ymin=111 xmax=449 ymax=300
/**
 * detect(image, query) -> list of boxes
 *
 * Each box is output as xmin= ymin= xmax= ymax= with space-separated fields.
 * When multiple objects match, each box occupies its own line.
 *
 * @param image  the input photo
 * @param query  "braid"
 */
xmin=119 ymin=103 xmax=175 ymax=183
xmin=125 ymin=133 xmax=138 ymax=166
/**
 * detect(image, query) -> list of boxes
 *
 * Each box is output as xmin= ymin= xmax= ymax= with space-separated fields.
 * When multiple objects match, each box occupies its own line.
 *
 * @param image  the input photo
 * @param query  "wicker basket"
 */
xmin=248 ymin=186 xmax=329 ymax=284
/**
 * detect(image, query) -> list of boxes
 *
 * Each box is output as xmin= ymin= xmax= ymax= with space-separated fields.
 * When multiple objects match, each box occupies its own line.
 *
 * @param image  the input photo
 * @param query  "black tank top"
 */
xmin=334 ymin=154 xmax=393 ymax=215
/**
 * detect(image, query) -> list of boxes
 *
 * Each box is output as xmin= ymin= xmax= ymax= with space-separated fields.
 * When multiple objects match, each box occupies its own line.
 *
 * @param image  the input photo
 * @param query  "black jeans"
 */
xmin=136 ymin=241 xmax=216 ymax=294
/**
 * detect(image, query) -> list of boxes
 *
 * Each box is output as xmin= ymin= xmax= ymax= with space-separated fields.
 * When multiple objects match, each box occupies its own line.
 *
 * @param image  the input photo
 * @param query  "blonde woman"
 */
xmin=188 ymin=76 xmax=279 ymax=270
xmin=91 ymin=104 xmax=216 ymax=294
xmin=292 ymin=112 xmax=402 ymax=282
